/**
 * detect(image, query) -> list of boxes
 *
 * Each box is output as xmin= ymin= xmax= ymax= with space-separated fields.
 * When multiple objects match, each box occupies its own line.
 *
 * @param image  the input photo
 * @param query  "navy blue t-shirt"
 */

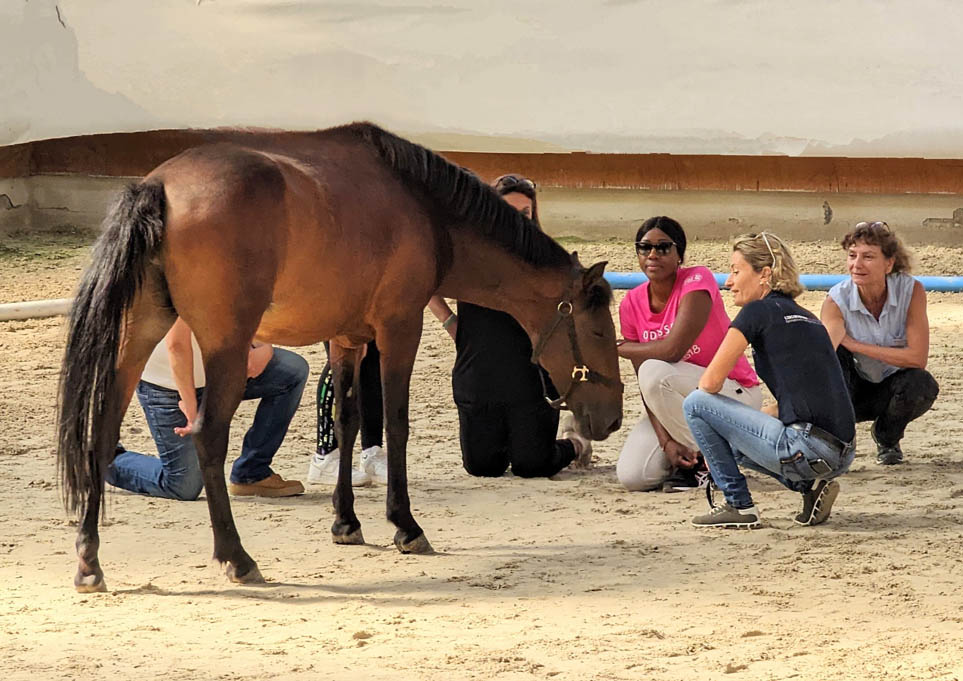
xmin=731 ymin=292 xmax=855 ymax=442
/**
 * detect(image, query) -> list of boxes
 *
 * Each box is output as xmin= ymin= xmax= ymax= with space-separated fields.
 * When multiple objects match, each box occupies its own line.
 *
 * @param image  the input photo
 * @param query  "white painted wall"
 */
xmin=3 ymin=0 xmax=963 ymax=156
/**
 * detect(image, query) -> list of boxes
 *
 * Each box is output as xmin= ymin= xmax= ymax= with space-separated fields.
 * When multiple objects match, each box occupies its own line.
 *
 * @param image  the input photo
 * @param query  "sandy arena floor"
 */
xmin=1 ymin=229 xmax=962 ymax=681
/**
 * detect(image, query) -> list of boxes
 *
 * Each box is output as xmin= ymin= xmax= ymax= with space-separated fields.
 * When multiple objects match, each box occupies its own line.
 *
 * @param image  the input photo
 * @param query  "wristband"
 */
xmin=442 ymin=313 xmax=458 ymax=330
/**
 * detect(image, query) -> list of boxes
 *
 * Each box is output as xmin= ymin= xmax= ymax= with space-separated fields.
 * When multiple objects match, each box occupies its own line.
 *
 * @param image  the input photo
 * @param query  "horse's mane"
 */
xmin=340 ymin=122 xmax=572 ymax=269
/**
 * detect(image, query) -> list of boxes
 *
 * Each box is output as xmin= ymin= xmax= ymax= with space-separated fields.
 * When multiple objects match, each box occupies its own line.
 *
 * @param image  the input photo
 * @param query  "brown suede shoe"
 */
xmin=229 ymin=473 xmax=304 ymax=498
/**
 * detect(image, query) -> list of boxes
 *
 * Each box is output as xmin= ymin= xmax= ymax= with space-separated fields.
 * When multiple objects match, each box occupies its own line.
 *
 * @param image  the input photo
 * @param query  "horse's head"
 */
xmin=532 ymin=258 xmax=623 ymax=441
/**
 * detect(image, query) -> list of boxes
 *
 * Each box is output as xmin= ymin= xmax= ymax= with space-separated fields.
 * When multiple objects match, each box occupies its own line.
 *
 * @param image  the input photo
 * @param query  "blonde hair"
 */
xmin=732 ymin=232 xmax=805 ymax=298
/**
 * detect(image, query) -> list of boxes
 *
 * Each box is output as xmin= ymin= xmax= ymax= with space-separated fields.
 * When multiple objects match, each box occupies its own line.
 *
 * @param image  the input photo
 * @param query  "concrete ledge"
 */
xmin=1 ymin=175 xmax=132 ymax=235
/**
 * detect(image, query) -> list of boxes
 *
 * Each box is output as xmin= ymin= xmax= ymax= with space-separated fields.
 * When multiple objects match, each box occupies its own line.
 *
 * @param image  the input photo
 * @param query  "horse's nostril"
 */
xmin=608 ymin=417 xmax=622 ymax=433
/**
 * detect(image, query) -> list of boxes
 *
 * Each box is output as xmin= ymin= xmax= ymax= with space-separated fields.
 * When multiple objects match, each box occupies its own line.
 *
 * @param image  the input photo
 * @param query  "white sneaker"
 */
xmin=306 ymin=450 xmax=371 ymax=487
xmin=361 ymin=445 xmax=389 ymax=485
xmin=559 ymin=411 xmax=593 ymax=467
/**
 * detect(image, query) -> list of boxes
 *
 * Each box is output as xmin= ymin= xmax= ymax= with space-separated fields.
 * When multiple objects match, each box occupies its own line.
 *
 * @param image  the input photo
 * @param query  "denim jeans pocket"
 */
xmin=779 ymin=435 xmax=841 ymax=482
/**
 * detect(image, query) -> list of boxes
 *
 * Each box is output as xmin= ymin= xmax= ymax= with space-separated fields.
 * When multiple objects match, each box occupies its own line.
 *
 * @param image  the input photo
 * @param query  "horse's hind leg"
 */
xmin=330 ymin=342 xmax=365 ymax=545
xmin=192 ymin=345 xmax=264 ymax=583
xmin=75 ymin=286 xmax=175 ymax=592
xmin=378 ymin=319 xmax=432 ymax=554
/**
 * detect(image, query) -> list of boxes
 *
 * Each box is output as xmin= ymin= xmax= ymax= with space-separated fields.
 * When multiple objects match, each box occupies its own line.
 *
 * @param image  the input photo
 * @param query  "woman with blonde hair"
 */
xmin=820 ymin=221 xmax=938 ymax=466
xmin=682 ymin=232 xmax=855 ymax=529
xmin=616 ymin=216 xmax=762 ymax=493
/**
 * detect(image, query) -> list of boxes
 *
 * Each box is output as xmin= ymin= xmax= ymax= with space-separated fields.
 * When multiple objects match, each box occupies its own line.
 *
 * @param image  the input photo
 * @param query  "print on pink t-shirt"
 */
xmin=619 ymin=266 xmax=759 ymax=388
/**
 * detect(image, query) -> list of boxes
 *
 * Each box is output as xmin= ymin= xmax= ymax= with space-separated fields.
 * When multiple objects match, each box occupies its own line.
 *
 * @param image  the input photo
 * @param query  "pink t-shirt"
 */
xmin=619 ymin=265 xmax=759 ymax=388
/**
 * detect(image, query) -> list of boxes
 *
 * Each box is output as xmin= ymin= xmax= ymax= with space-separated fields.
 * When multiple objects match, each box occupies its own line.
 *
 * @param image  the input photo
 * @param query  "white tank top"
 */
xmin=140 ymin=333 xmax=206 ymax=390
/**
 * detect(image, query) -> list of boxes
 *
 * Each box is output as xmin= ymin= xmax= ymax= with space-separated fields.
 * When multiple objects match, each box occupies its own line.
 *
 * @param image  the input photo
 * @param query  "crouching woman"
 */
xmin=682 ymin=232 xmax=856 ymax=529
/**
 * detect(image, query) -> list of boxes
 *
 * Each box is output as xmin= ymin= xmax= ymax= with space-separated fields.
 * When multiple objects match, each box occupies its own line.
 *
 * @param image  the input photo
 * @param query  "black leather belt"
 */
xmin=788 ymin=422 xmax=852 ymax=455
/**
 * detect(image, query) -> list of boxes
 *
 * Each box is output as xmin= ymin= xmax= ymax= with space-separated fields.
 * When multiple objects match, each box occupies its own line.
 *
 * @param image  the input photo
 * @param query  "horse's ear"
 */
xmin=583 ymin=261 xmax=608 ymax=288
xmin=570 ymin=250 xmax=582 ymax=267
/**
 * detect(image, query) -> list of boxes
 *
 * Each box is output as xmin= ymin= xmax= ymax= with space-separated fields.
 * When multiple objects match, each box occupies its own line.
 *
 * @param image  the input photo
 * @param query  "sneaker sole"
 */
xmin=691 ymin=519 xmax=761 ymax=530
xmin=307 ymin=465 xmax=372 ymax=487
xmin=307 ymin=476 xmax=372 ymax=488
xmin=794 ymin=480 xmax=840 ymax=526
xmin=663 ymin=484 xmax=698 ymax=493
xmin=229 ymin=485 xmax=305 ymax=498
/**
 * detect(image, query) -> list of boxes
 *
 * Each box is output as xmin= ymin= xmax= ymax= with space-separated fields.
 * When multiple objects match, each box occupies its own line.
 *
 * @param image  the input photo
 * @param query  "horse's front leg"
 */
xmin=378 ymin=320 xmax=432 ymax=554
xmin=194 ymin=348 xmax=263 ymax=583
xmin=330 ymin=343 xmax=365 ymax=545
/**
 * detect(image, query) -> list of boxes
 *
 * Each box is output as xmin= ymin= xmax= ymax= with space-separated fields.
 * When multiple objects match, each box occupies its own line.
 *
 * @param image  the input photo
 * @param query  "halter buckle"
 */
xmin=571 ymin=365 xmax=590 ymax=382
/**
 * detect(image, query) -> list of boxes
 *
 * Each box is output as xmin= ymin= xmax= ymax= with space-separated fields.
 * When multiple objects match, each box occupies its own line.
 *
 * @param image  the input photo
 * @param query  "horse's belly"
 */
xmin=254 ymin=305 xmax=371 ymax=348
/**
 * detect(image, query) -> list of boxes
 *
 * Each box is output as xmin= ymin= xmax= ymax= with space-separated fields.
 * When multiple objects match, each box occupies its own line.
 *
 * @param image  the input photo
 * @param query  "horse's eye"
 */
xmin=592 ymin=330 xmax=606 ymax=339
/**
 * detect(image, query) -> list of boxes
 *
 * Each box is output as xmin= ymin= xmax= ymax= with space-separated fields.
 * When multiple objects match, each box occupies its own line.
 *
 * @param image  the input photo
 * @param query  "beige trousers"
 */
xmin=617 ymin=359 xmax=763 ymax=491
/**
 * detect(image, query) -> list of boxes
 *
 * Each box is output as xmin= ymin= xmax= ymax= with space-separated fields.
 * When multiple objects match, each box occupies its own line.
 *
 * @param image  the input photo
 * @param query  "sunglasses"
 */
xmin=493 ymin=174 xmax=536 ymax=192
xmin=854 ymin=221 xmax=890 ymax=231
xmin=635 ymin=241 xmax=675 ymax=256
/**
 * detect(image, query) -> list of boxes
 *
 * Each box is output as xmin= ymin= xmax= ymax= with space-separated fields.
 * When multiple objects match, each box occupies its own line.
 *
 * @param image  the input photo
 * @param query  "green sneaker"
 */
xmin=691 ymin=502 xmax=761 ymax=529
xmin=794 ymin=479 xmax=840 ymax=526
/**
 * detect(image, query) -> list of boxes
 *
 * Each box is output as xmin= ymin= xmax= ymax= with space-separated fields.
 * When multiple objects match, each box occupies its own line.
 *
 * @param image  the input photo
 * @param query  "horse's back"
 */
xmin=147 ymin=138 xmax=440 ymax=347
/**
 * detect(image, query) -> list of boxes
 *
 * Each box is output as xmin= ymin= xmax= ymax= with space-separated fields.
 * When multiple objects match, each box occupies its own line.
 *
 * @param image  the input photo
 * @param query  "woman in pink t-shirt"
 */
xmin=616 ymin=217 xmax=762 ymax=492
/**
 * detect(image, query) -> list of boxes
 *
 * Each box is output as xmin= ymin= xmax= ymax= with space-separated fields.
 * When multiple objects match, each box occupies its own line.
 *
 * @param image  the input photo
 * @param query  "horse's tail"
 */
xmin=57 ymin=181 xmax=167 ymax=515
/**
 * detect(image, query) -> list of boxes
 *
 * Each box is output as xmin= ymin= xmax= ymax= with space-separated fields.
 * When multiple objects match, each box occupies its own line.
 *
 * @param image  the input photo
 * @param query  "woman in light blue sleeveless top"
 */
xmin=820 ymin=222 xmax=939 ymax=466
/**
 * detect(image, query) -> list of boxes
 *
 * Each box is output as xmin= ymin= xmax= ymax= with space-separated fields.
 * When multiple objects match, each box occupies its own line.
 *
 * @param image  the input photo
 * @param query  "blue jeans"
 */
xmin=106 ymin=348 xmax=309 ymax=500
xmin=683 ymin=390 xmax=855 ymax=510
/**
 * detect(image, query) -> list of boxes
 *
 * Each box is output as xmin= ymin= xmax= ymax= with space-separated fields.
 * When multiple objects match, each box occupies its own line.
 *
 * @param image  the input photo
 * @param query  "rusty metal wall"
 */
xmin=3 ymin=129 xmax=963 ymax=195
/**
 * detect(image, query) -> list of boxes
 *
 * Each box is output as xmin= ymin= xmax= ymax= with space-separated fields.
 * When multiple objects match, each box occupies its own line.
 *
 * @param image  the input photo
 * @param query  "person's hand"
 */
xmin=174 ymin=399 xmax=197 ymax=437
xmin=663 ymin=439 xmax=698 ymax=468
xmin=761 ymin=401 xmax=779 ymax=417
xmin=247 ymin=343 xmax=274 ymax=378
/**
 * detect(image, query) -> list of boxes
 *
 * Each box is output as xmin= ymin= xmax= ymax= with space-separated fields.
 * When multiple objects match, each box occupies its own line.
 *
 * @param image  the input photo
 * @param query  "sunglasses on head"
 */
xmin=635 ymin=241 xmax=675 ymax=256
xmin=493 ymin=174 xmax=536 ymax=192
xmin=855 ymin=221 xmax=890 ymax=231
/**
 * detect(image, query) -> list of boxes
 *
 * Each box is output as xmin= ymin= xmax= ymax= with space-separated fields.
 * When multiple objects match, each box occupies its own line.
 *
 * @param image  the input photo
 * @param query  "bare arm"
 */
xmin=166 ymin=318 xmax=198 ymax=436
xmin=820 ymin=296 xmax=847 ymax=350
xmin=617 ymin=290 xmax=712 ymax=372
xmin=698 ymin=327 xmax=750 ymax=394
xmin=428 ymin=295 xmax=458 ymax=340
xmin=247 ymin=341 xmax=274 ymax=378
xmin=840 ymin=282 xmax=929 ymax=369
xmin=645 ymin=403 xmax=698 ymax=468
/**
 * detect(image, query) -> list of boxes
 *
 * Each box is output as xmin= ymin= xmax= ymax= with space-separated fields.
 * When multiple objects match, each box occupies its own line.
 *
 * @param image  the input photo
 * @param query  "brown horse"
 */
xmin=57 ymin=122 xmax=623 ymax=592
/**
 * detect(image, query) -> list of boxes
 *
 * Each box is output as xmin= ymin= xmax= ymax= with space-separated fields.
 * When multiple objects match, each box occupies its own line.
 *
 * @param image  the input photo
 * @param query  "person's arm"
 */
xmin=645 ymin=403 xmax=698 ymax=468
xmin=820 ymin=296 xmax=847 ymax=350
xmin=840 ymin=282 xmax=929 ymax=369
xmin=247 ymin=341 xmax=274 ymax=378
xmin=617 ymin=290 xmax=712 ymax=372
xmin=166 ymin=318 xmax=198 ymax=437
xmin=699 ymin=327 xmax=750 ymax=393
xmin=428 ymin=295 xmax=458 ymax=340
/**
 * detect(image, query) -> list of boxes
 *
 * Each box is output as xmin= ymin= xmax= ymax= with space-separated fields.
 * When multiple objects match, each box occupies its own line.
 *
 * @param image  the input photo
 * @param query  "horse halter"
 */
xmin=529 ymin=271 xmax=624 ymax=411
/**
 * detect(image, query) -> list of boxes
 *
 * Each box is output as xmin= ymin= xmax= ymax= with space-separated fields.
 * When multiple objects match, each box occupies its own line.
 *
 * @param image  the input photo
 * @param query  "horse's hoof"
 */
xmin=395 ymin=531 xmax=434 ymax=554
xmin=332 ymin=528 xmax=365 ymax=545
xmin=226 ymin=562 xmax=265 ymax=585
xmin=74 ymin=573 xmax=107 ymax=593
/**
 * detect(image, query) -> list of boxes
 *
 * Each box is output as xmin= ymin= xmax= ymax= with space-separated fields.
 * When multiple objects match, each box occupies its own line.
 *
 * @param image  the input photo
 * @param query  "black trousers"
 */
xmin=317 ymin=340 xmax=383 ymax=454
xmin=457 ymin=400 xmax=577 ymax=478
xmin=836 ymin=347 xmax=939 ymax=447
